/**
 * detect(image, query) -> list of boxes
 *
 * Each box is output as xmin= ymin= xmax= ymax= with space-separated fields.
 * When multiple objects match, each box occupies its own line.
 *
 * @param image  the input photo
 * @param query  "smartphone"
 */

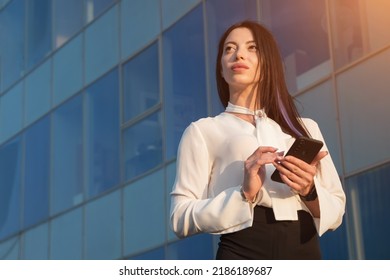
xmin=271 ymin=136 xmax=324 ymax=183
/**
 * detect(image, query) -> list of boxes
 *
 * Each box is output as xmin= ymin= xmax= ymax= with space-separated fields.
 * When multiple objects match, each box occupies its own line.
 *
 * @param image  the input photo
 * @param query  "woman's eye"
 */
xmin=249 ymin=45 xmax=258 ymax=51
xmin=224 ymin=46 xmax=236 ymax=53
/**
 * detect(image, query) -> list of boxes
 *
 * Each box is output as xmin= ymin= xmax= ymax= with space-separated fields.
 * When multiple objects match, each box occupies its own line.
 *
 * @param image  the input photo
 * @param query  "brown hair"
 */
xmin=216 ymin=20 xmax=310 ymax=138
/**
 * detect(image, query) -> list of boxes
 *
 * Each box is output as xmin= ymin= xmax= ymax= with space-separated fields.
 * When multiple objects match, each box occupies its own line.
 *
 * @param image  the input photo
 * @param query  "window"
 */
xmin=123 ymin=169 xmax=166 ymax=256
xmin=86 ymin=69 xmax=120 ymax=198
xmin=123 ymin=111 xmax=163 ymax=181
xmin=345 ymin=163 xmax=390 ymax=259
xmin=123 ymin=42 xmax=159 ymax=122
xmin=0 ymin=0 xmax=25 ymax=91
xmin=163 ymin=5 xmax=207 ymax=159
xmin=0 ymin=82 xmax=23 ymax=144
xmin=50 ymin=208 xmax=83 ymax=259
xmin=54 ymin=0 xmax=84 ymax=48
xmin=23 ymin=116 xmax=50 ymax=228
xmin=85 ymin=3 xmax=119 ymax=84
xmin=0 ymin=137 xmax=21 ymax=240
xmin=85 ymin=0 xmax=116 ymax=23
xmin=329 ymin=0 xmax=390 ymax=69
xmin=52 ymin=95 xmax=83 ymax=214
xmin=261 ymin=0 xmax=331 ymax=93
xmin=53 ymin=34 xmax=83 ymax=106
xmin=25 ymin=60 xmax=51 ymax=126
xmin=85 ymin=191 xmax=121 ymax=259
xmin=121 ymin=0 xmax=160 ymax=59
xmin=26 ymin=0 xmax=52 ymax=69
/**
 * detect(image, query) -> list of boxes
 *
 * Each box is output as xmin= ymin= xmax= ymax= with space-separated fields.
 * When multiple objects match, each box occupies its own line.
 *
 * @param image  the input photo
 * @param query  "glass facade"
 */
xmin=0 ymin=0 xmax=389 ymax=260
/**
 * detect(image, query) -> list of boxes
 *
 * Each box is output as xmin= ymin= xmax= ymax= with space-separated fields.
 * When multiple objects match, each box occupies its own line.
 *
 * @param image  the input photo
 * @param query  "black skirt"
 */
xmin=216 ymin=206 xmax=321 ymax=260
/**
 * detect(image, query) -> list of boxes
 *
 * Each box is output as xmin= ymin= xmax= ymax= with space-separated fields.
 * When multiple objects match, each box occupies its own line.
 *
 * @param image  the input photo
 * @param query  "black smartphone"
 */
xmin=271 ymin=136 xmax=324 ymax=183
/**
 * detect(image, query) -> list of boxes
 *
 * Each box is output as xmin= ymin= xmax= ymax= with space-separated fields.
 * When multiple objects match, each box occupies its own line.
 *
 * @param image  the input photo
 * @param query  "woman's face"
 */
xmin=220 ymin=27 xmax=260 ymax=92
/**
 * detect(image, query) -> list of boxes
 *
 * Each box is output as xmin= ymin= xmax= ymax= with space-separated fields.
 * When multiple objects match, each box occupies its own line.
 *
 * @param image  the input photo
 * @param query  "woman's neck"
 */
xmin=229 ymin=85 xmax=259 ymax=111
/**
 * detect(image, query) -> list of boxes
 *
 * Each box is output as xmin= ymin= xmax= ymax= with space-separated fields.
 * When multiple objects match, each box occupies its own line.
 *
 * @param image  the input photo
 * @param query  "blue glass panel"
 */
xmin=85 ymin=4 xmax=119 ymax=85
xmin=345 ymin=163 xmax=390 ymax=260
xmin=0 ymin=237 xmax=20 ymax=259
xmin=123 ymin=43 xmax=159 ymax=122
xmin=205 ymin=0 xmax=258 ymax=116
xmin=50 ymin=208 xmax=82 ymax=259
xmin=121 ymin=0 xmax=160 ymax=59
xmin=161 ymin=0 xmax=201 ymax=29
xmin=166 ymin=234 xmax=214 ymax=260
xmin=23 ymin=223 xmax=49 ymax=260
xmin=0 ymin=137 xmax=21 ymax=240
xmin=163 ymin=5 xmax=207 ymax=159
xmin=262 ymin=0 xmax=330 ymax=93
xmin=0 ymin=82 xmax=23 ymax=144
xmin=124 ymin=169 xmax=165 ymax=256
xmin=85 ymin=0 xmax=116 ymax=23
xmin=52 ymin=95 xmax=83 ymax=214
xmin=54 ymin=0 xmax=84 ymax=48
xmin=23 ymin=116 xmax=50 ymax=228
xmin=26 ymin=0 xmax=52 ymax=69
xmin=86 ymin=69 xmax=120 ymax=197
xmin=320 ymin=221 xmax=349 ymax=260
xmin=130 ymin=246 xmax=165 ymax=260
xmin=123 ymin=111 xmax=163 ymax=181
xmin=85 ymin=191 xmax=121 ymax=259
xmin=25 ymin=60 xmax=51 ymax=126
xmin=0 ymin=0 xmax=25 ymax=91
xmin=53 ymin=34 xmax=83 ymax=106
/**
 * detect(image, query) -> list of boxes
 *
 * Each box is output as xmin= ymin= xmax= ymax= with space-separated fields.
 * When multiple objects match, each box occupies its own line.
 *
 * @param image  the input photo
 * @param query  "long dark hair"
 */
xmin=216 ymin=20 xmax=310 ymax=138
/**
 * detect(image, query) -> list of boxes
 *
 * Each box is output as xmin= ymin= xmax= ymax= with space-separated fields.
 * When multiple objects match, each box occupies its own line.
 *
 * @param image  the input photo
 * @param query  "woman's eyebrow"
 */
xmin=224 ymin=40 xmax=256 ymax=46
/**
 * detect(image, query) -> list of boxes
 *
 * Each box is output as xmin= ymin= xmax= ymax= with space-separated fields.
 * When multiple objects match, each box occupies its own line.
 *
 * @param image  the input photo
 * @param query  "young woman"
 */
xmin=170 ymin=21 xmax=345 ymax=259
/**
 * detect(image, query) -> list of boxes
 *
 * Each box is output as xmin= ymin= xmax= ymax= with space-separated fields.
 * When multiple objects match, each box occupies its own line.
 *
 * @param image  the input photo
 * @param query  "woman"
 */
xmin=170 ymin=21 xmax=345 ymax=259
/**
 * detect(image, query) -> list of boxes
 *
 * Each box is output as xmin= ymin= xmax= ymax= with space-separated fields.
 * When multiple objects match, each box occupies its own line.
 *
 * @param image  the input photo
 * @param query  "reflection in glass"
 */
xmin=0 ymin=0 xmax=25 ymax=91
xmin=261 ymin=0 xmax=330 ymax=93
xmin=26 ymin=0 xmax=52 ymax=69
xmin=163 ymin=5 xmax=207 ymax=159
xmin=123 ymin=42 xmax=159 ymax=122
xmin=23 ymin=117 xmax=50 ymax=228
xmin=86 ymin=69 xmax=120 ymax=198
xmin=54 ymin=0 xmax=84 ymax=48
xmin=329 ymin=0 xmax=390 ymax=69
xmin=0 ymin=137 xmax=21 ymax=240
xmin=123 ymin=111 xmax=163 ymax=181
xmin=52 ymin=95 xmax=83 ymax=214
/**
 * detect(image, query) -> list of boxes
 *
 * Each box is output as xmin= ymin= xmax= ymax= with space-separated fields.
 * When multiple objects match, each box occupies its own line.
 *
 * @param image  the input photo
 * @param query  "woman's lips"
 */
xmin=231 ymin=63 xmax=249 ymax=71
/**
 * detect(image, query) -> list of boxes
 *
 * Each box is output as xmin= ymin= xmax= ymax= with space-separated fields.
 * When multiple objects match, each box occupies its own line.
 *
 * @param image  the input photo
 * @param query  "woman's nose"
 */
xmin=235 ymin=49 xmax=245 ymax=60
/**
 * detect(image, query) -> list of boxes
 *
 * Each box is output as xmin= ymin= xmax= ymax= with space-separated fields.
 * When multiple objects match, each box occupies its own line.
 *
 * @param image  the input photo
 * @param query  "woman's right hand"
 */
xmin=242 ymin=146 xmax=283 ymax=201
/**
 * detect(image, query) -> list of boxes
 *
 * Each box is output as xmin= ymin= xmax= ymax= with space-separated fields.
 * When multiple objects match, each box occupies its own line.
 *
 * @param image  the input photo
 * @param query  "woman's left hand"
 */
xmin=273 ymin=151 xmax=328 ymax=196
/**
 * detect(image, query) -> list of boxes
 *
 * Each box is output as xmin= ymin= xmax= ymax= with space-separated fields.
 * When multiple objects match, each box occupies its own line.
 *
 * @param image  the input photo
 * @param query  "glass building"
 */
xmin=0 ymin=0 xmax=389 ymax=260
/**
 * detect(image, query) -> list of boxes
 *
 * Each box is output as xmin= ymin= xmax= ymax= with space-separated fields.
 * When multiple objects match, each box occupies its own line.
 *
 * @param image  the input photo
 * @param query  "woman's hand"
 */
xmin=273 ymin=151 xmax=328 ymax=196
xmin=242 ymin=146 xmax=283 ymax=201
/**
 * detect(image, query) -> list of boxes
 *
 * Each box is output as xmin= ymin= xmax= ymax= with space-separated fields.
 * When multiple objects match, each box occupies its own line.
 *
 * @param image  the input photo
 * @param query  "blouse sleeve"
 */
xmin=304 ymin=119 xmax=346 ymax=236
xmin=169 ymin=122 xmax=259 ymax=238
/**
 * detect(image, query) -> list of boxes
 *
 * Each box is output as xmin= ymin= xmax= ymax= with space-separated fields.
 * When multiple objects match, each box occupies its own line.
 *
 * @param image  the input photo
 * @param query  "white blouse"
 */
xmin=170 ymin=108 xmax=346 ymax=238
